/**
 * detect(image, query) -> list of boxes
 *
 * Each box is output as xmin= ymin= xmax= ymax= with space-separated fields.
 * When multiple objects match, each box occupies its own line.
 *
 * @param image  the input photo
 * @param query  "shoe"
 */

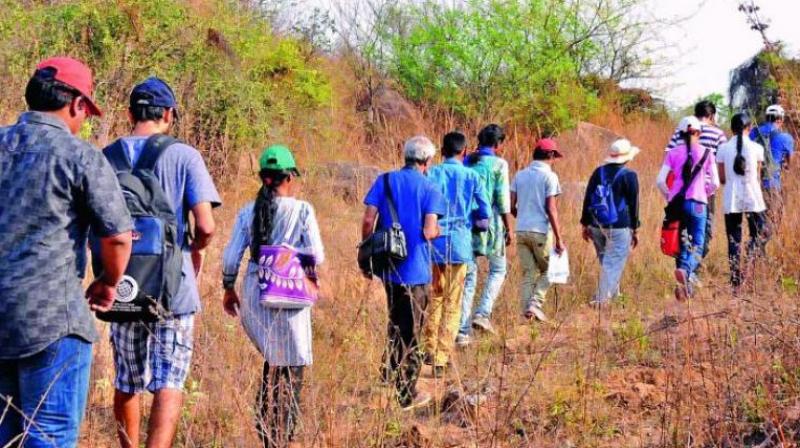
xmin=674 ymin=269 xmax=690 ymax=302
xmin=455 ymin=333 xmax=472 ymax=347
xmin=472 ymin=316 xmax=496 ymax=334
xmin=524 ymin=302 xmax=547 ymax=322
xmin=401 ymin=391 xmax=432 ymax=411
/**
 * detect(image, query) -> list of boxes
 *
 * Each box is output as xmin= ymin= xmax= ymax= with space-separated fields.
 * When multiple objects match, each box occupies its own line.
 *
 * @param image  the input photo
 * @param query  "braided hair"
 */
xmin=250 ymin=169 xmax=291 ymax=260
xmin=680 ymin=129 xmax=695 ymax=185
xmin=731 ymin=112 xmax=751 ymax=176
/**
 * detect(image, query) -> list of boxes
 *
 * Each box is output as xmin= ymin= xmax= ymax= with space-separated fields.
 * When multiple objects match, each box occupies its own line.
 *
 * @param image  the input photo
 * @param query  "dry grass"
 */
xmin=70 ymin=97 xmax=800 ymax=448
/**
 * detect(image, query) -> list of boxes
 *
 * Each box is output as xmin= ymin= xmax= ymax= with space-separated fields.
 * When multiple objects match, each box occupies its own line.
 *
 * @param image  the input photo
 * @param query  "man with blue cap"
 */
xmin=105 ymin=77 xmax=221 ymax=448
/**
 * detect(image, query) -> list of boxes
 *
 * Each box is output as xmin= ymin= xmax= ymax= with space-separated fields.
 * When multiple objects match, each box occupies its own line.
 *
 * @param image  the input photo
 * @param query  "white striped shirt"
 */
xmin=665 ymin=123 xmax=728 ymax=153
xmin=221 ymin=197 xmax=324 ymax=366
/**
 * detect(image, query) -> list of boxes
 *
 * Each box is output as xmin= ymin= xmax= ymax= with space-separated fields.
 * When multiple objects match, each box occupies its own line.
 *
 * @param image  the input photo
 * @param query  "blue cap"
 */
xmin=130 ymin=77 xmax=177 ymax=109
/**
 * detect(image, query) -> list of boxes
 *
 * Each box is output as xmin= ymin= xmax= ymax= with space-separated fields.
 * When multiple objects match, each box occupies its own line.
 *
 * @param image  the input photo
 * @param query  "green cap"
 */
xmin=258 ymin=144 xmax=300 ymax=175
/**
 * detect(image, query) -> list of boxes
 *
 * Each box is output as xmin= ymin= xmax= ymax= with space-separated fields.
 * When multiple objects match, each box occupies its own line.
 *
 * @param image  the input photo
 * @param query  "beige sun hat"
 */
xmin=604 ymin=139 xmax=640 ymax=164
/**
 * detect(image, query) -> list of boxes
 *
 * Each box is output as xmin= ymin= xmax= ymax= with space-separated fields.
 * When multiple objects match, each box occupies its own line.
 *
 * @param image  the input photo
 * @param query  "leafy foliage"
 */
xmin=0 ymin=0 xmax=332 ymax=172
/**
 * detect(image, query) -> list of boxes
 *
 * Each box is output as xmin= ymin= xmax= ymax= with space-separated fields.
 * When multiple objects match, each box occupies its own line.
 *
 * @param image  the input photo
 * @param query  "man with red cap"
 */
xmin=510 ymin=138 xmax=566 ymax=322
xmin=0 ymin=57 xmax=133 ymax=447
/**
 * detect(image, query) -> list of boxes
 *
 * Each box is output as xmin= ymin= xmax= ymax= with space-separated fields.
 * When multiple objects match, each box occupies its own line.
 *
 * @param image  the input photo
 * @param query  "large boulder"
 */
xmin=316 ymin=161 xmax=382 ymax=202
xmin=729 ymin=53 xmax=778 ymax=116
xmin=555 ymin=121 xmax=622 ymax=154
xmin=357 ymin=85 xmax=421 ymax=126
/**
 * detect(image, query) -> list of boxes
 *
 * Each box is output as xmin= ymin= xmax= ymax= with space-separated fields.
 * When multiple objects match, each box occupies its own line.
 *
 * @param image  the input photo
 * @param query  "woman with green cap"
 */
xmin=221 ymin=145 xmax=324 ymax=448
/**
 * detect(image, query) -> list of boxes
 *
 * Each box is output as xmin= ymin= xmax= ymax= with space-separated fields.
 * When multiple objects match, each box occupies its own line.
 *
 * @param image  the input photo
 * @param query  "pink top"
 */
xmin=662 ymin=144 xmax=719 ymax=203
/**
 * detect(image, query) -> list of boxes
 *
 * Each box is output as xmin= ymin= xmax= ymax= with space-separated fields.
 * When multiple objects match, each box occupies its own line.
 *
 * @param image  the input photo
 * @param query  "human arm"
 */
xmin=655 ymin=164 xmax=672 ymax=199
xmin=190 ymin=202 xmax=216 ymax=278
xmin=627 ymin=171 xmax=640 ymax=248
xmin=717 ymin=163 xmax=726 ymax=185
xmin=580 ymin=168 xmax=599 ymax=240
xmin=473 ymin=180 xmax=491 ymax=231
xmin=708 ymin=157 xmax=720 ymax=194
xmin=510 ymin=191 xmax=518 ymax=218
xmin=221 ymin=206 xmax=253 ymax=317
xmin=361 ymin=206 xmax=378 ymax=241
xmin=423 ymin=213 xmax=440 ymax=240
xmin=496 ymin=161 xmax=514 ymax=246
xmin=545 ymin=195 xmax=565 ymax=254
xmin=86 ymin=232 xmax=133 ymax=312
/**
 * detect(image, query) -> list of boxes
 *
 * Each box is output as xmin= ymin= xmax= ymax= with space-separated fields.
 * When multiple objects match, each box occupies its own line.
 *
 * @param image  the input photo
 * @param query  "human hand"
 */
xmin=581 ymin=226 xmax=592 ymax=242
xmin=632 ymin=231 xmax=639 ymax=249
xmin=85 ymin=278 xmax=116 ymax=313
xmin=191 ymin=249 xmax=205 ymax=279
xmin=505 ymin=231 xmax=515 ymax=247
xmin=223 ymin=289 xmax=240 ymax=317
xmin=554 ymin=239 xmax=566 ymax=256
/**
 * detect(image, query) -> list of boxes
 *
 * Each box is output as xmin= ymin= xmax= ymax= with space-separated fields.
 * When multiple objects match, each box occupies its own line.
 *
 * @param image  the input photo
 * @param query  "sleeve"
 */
xmin=665 ymin=129 xmax=681 ymax=152
xmin=580 ymin=169 xmax=598 ymax=227
xmin=80 ymin=150 xmax=133 ymax=237
xmin=222 ymin=206 xmax=253 ymax=289
xmin=495 ymin=160 xmax=511 ymax=214
xmin=363 ymin=175 xmax=384 ymax=207
xmin=424 ymin=182 xmax=447 ymax=217
xmin=707 ymin=157 xmax=720 ymax=194
xmin=627 ymin=171 xmax=641 ymax=229
xmin=301 ymin=203 xmax=325 ymax=265
xmin=546 ymin=172 xmax=562 ymax=198
xmin=473 ymin=177 xmax=491 ymax=221
xmin=182 ymin=145 xmax=222 ymax=209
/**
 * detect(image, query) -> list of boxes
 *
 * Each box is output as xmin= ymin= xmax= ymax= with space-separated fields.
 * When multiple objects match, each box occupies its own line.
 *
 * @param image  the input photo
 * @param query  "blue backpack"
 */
xmin=589 ymin=166 xmax=627 ymax=226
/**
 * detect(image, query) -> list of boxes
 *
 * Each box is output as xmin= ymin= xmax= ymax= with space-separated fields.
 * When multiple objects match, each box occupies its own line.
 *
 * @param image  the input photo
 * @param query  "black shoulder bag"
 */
xmin=357 ymin=174 xmax=408 ymax=278
xmin=664 ymin=147 xmax=711 ymax=222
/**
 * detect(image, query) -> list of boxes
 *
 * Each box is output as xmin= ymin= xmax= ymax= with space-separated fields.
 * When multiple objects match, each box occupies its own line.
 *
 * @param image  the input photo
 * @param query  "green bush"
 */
xmin=0 ymin=0 xmax=331 ymax=173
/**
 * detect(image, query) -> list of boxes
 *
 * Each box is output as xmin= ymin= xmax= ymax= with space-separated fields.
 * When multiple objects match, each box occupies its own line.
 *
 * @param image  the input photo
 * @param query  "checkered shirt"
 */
xmin=0 ymin=112 xmax=133 ymax=359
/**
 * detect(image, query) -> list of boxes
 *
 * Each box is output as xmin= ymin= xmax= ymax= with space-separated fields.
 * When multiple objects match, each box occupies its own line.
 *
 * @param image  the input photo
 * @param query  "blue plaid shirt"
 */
xmin=0 ymin=112 xmax=133 ymax=358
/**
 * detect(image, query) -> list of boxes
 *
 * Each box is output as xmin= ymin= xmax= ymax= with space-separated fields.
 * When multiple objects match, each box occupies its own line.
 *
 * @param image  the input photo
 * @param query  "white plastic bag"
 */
xmin=547 ymin=249 xmax=570 ymax=284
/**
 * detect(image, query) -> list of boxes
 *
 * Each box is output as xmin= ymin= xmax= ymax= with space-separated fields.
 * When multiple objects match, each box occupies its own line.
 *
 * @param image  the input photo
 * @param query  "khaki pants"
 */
xmin=422 ymin=264 xmax=468 ymax=367
xmin=516 ymin=231 xmax=553 ymax=308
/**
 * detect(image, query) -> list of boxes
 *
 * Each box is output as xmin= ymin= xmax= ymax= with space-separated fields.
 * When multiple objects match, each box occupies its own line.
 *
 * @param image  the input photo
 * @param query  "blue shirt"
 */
xmin=120 ymin=136 xmax=221 ymax=315
xmin=0 ymin=112 xmax=133 ymax=358
xmin=749 ymin=122 xmax=794 ymax=190
xmin=427 ymin=158 xmax=490 ymax=264
xmin=364 ymin=167 xmax=446 ymax=285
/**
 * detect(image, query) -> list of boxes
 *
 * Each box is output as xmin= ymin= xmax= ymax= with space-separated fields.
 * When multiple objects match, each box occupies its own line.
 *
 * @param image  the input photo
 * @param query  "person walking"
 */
xmin=749 ymin=104 xmax=794 ymax=232
xmin=657 ymin=116 xmax=720 ymax=301
xmin=361 ymin=136 xmax=445 ymax=410
xmin=580 ymin=139 xmax=641 ymax=306
xmin=510 ymin=138 xmax=566 ymax=321
xmin=423 ymin=132 xmax=490 ymax=375
xmin=665 ymin=100 xmax=727 ymax=263
xmin=457 ymin=124 xmax=513 ymax=343
xmin=106 ymin=77 xmax=221 ymax=448
xmin=222 ymin=145 xmax=324 ymax=448
xmin=0 ymin=57 xmax=133 ymax=447
xmin=717 ymin=112 xmax=769 ymax=289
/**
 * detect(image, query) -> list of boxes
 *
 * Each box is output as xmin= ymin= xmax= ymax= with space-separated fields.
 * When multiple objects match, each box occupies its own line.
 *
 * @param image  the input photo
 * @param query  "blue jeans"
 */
xmin=0 ymin=335 xmax=92 ymax=448
xmin=589 ymin=227 xmax=633 ymax=302
xmin=459 ymin=253 xmax=507 ymax=335
xmin=677 ymin=200 xmax=707 ymax=276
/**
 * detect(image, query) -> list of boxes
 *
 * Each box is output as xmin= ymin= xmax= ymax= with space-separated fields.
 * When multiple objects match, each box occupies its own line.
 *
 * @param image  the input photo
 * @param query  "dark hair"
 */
xmin=477 ymin=124 xmax=505 ymax=148
xmin=694 ymin=100 xmax=717 ymax=119
xmin=24 ymin=68 xmax=79 ymax=112
xmin=130 ymin=105 xmax=168 ymax=123
xmin=442 ymin=132 xmax=467 ymax=158
xmin=766 ymin=114 xmax=781 ymax=123
xmin=250 ymin=169 xmax=292 ymax=259
xmin=533 ymin=148 xmax=555 ymax=161
xmin=680 ymin=130 xmax=695 ymax=185
xmin=731 ymin=112 xmax=751 ymax=176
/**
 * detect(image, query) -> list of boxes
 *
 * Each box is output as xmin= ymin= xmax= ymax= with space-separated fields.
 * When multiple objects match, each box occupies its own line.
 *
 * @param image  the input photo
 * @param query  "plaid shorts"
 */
xmin=110 ymin=314 xmax=195 ymax=394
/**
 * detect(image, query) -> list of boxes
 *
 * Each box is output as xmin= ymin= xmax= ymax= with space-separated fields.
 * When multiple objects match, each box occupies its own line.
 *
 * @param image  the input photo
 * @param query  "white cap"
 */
xmin=766 ymin=104 xmax=785 ymax=118
xmin=403 ymin=135 xmax=436 ymax=162
xmin=678 ymin=116 xmax=702 ymax=133
xmin=605 ymin=139 xmax=641 ymax=164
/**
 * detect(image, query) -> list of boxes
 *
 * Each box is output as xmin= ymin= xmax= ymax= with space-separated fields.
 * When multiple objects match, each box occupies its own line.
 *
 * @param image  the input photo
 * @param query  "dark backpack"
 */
xmin=91 ymin=135 xmax=184 ymax=322
xmin=588 ymin=166 xmax=628 ymax=226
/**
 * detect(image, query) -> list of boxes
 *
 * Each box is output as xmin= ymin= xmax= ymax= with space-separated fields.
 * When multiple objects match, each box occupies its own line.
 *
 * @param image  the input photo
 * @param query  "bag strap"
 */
xmin=103 ymin=140 xmax=133 ymax=172
xmin=677 ymin=148 xmax=710 ymax=199
xmin=134 ymin=134 xmax=177 ymax=172
xmin=383 ymin=173 xmax=400 ymax=225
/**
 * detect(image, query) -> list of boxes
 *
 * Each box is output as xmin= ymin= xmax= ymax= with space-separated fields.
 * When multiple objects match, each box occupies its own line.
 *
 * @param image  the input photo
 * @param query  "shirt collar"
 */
xmin=530 ymin=161 xmax=552 ymax=171
xmin=443 ymin=157 xmax=463 ymax=165
xmin=477 ymin=146 xmax=496 ymax=156
xmin=18 ymin=111 xmax=71 ymax=133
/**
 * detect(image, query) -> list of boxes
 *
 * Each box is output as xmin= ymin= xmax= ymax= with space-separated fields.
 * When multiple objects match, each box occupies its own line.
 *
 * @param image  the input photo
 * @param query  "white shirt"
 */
xmin=715 ymin=136 xmax=767 ymax=214
xmin=511 ymin=161 xmax=561 ymax=234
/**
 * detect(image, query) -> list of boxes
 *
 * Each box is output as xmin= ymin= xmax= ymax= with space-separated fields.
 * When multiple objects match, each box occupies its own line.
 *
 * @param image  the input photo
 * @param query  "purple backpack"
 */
xmin=257 ymin=204 xmax=319 ymax=308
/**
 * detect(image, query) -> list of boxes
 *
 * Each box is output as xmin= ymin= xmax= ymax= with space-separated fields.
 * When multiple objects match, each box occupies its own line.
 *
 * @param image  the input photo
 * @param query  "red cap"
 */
xmin=535 ymin=138 xmax=563 ymax=158
xmin=36 ymin=57 xmax=102 ymax=117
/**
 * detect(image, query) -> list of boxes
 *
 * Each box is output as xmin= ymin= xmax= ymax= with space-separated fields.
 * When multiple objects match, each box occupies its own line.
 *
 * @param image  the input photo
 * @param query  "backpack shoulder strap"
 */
xmin=103 ymin=140 xmax=132 ymax=172
xmin=383 ymin=173 xmax=400 ymax=225
xmin=134 ymin=134 xmax=178 ymax=172
xmin=611 ymin=166 xmax=628 ymax=183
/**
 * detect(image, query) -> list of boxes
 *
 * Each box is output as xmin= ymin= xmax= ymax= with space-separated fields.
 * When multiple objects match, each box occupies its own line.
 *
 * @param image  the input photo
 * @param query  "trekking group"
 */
xmin=0 ymin=57 xmax=793 ymax=448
